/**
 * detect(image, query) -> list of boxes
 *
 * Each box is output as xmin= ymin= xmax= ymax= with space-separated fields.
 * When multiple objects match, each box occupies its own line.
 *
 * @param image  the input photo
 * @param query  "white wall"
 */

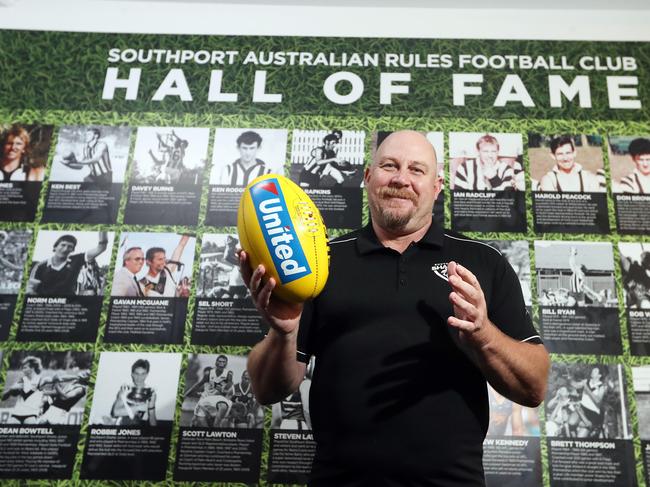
xmin=1 ymin=0 xmax=650 ymax=41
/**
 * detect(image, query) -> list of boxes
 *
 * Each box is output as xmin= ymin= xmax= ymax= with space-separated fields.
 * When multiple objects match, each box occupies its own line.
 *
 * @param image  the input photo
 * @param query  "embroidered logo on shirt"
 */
xmin=431 ymin=262 xmax=449 ymax=281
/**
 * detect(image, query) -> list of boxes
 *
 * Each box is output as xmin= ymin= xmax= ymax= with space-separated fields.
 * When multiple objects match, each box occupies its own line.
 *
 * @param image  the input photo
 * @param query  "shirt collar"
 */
xmin=356 ymin=220 xmax=444 ymax=255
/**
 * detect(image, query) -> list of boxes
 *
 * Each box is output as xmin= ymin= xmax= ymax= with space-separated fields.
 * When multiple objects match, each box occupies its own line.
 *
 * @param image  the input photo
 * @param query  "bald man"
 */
xmin=242 ymin=131 xmax=549 ymax=486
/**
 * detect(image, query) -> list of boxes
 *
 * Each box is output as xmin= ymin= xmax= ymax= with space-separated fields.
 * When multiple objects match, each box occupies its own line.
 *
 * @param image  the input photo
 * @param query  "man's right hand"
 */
xmin=238 ymin=249 xmax=303 ymax=336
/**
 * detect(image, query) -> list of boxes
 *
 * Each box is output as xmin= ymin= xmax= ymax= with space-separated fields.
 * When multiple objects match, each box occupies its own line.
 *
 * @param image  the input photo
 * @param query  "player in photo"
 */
xmin=139 ymin=234 xmax=191 ymax=298
xmin=111 ymin=246 xmax=145 ymax=297
xmin=218 ymin=130 xmax=270 ymax=186
xmin=59 ymin=127 xmax=113 ymax=185
xmin=27 ymin=231 xmax=109 ymax=296
xmin=546 ymin=363 xmax=629 ymax=439
xmin=451 ymin=133 xmax=524 ymax=191
xmin=222 ymin=370 xmax=264 ymax=429
xmin=0 ymin=351 xmax=92 ymax=425
xmin=39 ymin=370 xmax=90 ymax=425
xmin=617 ymin=137 xmax=650 ymax=194
xmin=147 ymin=130 xmax=189 ymax=184
xmin=184 ymin=355 xmax=234 ymax=427
xmin=0 ymin=124 xmax=45 ymax=182
xmin=198 ymin=234 xmax=248 ymax=299
xmin=110 ymin=359 xmax=157 ymax=426
xmin=536 ymin=242 xmax=616 ymax=308
xmin=299 ymin=130 xmax=359 ymax=188
xmin=537 ymin=135 xmax=605 ymax=193
xmin=0 ymin=230 xmax=30 ymax=294
xmin=619 ymin=243 xmax=650 ymax=309
xmin=271 ymin=359 xmax=313 ymax=430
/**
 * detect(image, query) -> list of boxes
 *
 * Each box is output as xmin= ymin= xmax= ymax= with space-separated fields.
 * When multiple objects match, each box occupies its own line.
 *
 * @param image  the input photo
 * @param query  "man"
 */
xmin=149 ymin=130 xmax=188 ymax=184
xmin=1 ymin=356 xmax=51 ymax=425
xmin=454 ymin=134 xmax=524 ymax=191
xmin=61 ymin=127 xmax=113 ymax=185
xmin=184 ymin=355 xmax=234 ymax=427
xmin=300 ymin=130 xmax=354 ymax=188
xmin=242 ymin=130 xmax=549 ymax=486
xmin=110 ymin=359 xmax=157 ymax=426
xmin=618 ymin=137 xmax=650 ymax=194
xmin=139 ymin=235 xmax=190 ymax=297
xmin=218 ymin=130 xmax=269 ymax=186
xmin=27 ymin=231 xmax=108 ymax=296
xmin=223 ymin=370 xmax=263 ymax=428
xmin=539 ymin=136 xmax=604 ymax=192
xmin=111 ymin=246 xmax=145 ymax=297
xmin=620 ymin=249 xmax=650 ymax=308
xmin=39 ymin=370 xmax=90 ymax=425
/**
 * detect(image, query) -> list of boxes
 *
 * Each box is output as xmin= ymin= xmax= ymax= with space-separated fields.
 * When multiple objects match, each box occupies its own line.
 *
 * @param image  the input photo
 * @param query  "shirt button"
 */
xmin=399 ymin=278 xmax=406 ymax=285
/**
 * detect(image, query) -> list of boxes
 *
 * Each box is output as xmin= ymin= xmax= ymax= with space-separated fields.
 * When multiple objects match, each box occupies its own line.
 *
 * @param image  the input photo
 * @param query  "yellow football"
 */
xmin=237 ymin=174 xmax=329 ymax=303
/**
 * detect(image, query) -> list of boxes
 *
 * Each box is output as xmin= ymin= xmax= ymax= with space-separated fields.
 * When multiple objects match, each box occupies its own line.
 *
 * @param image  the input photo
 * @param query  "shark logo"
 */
xmin=431 ymin=262 xmax=449 ymax=282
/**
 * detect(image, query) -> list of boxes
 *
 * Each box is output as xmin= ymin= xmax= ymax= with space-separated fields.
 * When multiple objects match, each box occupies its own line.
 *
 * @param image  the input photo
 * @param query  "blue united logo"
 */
xmin=250 ymin=178 xmax=312 ymax=284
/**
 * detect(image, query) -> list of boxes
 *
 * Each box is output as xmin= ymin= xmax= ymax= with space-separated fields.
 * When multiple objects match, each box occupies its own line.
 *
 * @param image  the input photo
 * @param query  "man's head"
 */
xmin=215 ymin=355 xmax=228 ymax=372
xmin=476 ymin=134 xmax=500 ymax=166
xmin=550 ymin=136 xmax=577 ymax=173
xmin=21 ymin=356 xmax=42 ymax=377
xmin=365 ymin=130 xmax=442 ymax=235
xmin=1 ymin=126 xmax=30 ymax=164
xmin=323 ymin=133 xmax=339 ymax=152
xmin=123 ymin=247 xmax=144 ymax=274
xmin=145 ymin=247 xmax=167 ymax=274
xmin=236 ymin=131 xmax=263 ymax=165
xmin=85 ymin=128 xmax=101 ymax=143
xmin=629 ymin=138 xmax=650 ymax=176
xmin=240 ymin=370 xmax=250 ymax=387
xmin=52 ymin=234 xmax=77 ymax=259
xmin=131 ymin=359 xmax=150 ymax=387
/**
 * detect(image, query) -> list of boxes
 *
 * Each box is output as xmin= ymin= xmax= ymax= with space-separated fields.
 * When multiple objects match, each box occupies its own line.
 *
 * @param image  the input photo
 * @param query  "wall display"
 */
xmin=123 ymin=127 xmax=209 ymax=226
xmin=632 ymin=366 xmax=650 ymax=486
xmin=18 ymin=230 xmax=114 ymax=343
xmin=81 ymin=351 xmax=181 ymax=480
xmin=609 ymin=135 xmax=650 ymax=234
xmin=529 ymin=133 xmax=609 ymax=234
xmin=484 ymin=385 xmax=542 ymax=487
xmin=0 ymin=124 xmax=54 ymax=222
xmin=0 ymin=28 xmax=649 ymax=485
xmin=535 ymin=240 xmax=620 ymax=354
xmin=174 ymin=353 xmax=263 ymax=482
xmin=191 ymin=232 xmax=267 ymax=345
xmin=0 ymin=230 xmax=31 ymax=341
xmin=105 ymin=232 xmax=195 ymax=344
xmin=0 ymin=350 xmax=92 ymax=479
xmin=449 ymin=132 xmax=526 ymax=233
xmin=546 ymin=362 xmax=635 ymax=487
xmin=207 ymin=127 xmax=288 ymax=226
xmin=42 ymin=125 xmax=132 ymax=224
xmin=289 ymin=129 xmax=364 ymax=229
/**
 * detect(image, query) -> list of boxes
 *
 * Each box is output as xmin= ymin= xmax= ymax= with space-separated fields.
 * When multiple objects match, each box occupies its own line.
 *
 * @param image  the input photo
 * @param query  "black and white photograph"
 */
xmin=529 ymin=133 xmax=609 ymax=234
xmin=609 ymin=135 xmax=650 ymax=234
xmin=192 ymin=233 xmax=266 ymax=345
xmin=0 ymin=230 xmax=31 ymax=341
xmin=633 ymin=366 xmax=650 ymax=484
xmin=174 ymin=354 xmax=264 ymax=482
xmin=124 ymin=126 xmax=209 ymax=226
xmin=545 ymin=363 xmax=636 ymax=486
xmin=619 ymin=242 xmax=650 ymax=355
xmin=81 ymin=351 xmax=181 ymax=481
xmin=181 ymin=354 xmax=263 ymax=429
xmin=289 ymin=129 xmax=365 ymax=229
xmin=267 ymin=358 xmax=316 ymax=485
xmin=17 ymin=230 xmax=114 ymax=343
xmin=0 ymin=350 xmax=93 ymax=479
xmin=43 ymin=125 xmax=132 ymax=224
xmin=210 ymin=128 xmax=287 ymax=186
xmin=0 ymin=123 xmax=54 ymax=222
xmin=534 ymin=241 xmax=620 ymax=354
xmin=106 ymin=232 xmax=195 ymax=344
xmin=449 ymin=132 xmax=526 ymax=232
xmin=372 ymin=130 xmax=445 ymax=228
xmin=483 ymin=240 xmax=532 ymax=309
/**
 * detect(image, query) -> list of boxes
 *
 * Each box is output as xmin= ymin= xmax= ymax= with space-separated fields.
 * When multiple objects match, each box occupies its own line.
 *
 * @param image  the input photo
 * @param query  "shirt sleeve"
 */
xmin=488 ymin=254 xmax=542 ymax=344
xmin=296 ymin=299 xmax=316 ymax=363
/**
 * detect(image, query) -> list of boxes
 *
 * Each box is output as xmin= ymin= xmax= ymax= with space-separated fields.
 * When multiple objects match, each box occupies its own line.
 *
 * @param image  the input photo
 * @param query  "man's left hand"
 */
xmin=447 ymin=261 xmax=491 ymax=347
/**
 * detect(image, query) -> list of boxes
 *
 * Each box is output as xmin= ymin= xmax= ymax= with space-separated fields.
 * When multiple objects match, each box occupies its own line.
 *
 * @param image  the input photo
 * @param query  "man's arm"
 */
xmin=241 ymin=251 xmax=306 ymax=405
xmin=167 ymin=235 xmax=190 ymax=274
xmin=148 ymin=391 xmax=157 ymax=426
xmin=447 ymin=261 xmax=550 ymax=407
xmin=183 ymin=373 xmax=207 ymax=398
xmin=87 ymin=231 xmax=108 ymax=262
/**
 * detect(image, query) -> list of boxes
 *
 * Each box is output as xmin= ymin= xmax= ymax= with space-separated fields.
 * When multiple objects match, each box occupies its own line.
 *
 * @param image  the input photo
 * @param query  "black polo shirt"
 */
xmin=297 ymin=223 xmax=541 ymax=487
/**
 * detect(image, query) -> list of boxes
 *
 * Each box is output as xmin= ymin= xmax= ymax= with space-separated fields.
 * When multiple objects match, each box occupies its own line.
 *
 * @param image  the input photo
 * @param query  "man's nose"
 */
xmin=390 ymin=169 xmax=410 ymax=186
